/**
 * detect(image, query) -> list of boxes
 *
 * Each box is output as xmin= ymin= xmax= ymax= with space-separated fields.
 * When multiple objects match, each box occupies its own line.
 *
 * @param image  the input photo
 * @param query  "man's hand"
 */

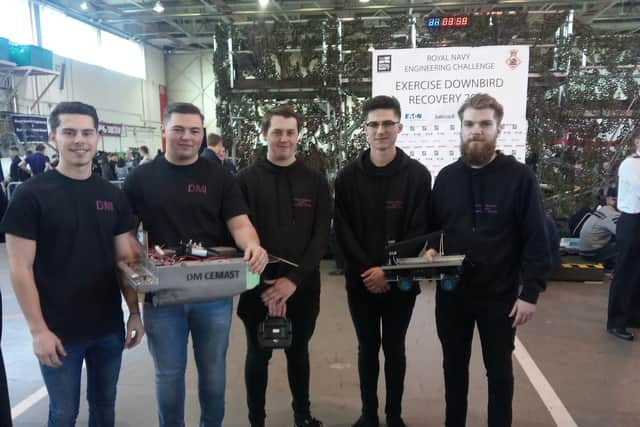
xmin=33 ymin=329 xmax=66 ymax=368
xmin=125 ymin=313 xmax=144 ymax=349
xmin=124 ymin=234 xmax=144 ymax=261
xmin=423 ymin=248 xmax=441 ymax=262
xmin=361 ymin=267 xmax=391 ymax=294
xmin=244 ymin=243 xmax=268 ymax=273
xmin=267 ymin=299 xmax=287 ymax=318
xmin=509 ymin=299 xmax=536 ymax=327
xmin=262 ymin=277 xmax=297 ymax=308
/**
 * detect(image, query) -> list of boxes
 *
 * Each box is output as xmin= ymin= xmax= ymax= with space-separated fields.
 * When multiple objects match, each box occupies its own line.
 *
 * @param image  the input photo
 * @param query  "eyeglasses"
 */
xmin=365 ymin=120 xmax=400 ymax=129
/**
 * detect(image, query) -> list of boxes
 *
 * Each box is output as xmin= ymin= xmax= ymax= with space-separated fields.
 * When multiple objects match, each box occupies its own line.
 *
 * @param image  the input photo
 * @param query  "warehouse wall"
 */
xmin=5 ymin=44 xmax=166 ymax=154
xmin=165 ymin=51 xmax=217 ymax=132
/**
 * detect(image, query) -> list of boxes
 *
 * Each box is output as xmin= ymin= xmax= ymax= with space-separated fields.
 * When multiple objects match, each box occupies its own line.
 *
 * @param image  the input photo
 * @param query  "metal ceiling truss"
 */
xmin=32 ymin=0 xmax=640 ymax=51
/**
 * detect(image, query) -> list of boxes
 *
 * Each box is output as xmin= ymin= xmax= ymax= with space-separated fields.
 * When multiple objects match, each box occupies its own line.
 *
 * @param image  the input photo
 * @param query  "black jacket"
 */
xmin=237 ymin=158 xmax=331 ymax=300
xmin=0 ymin=188 xmax=6 ymax=243
xmin=334 ymin=148 xmax=431 ymax=290
xmin=429 ymin=152 xmax=551 ymax=303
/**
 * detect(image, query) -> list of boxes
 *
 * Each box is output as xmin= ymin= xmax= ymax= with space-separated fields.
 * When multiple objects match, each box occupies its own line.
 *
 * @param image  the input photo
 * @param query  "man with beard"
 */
xmin=335 ymin=95 xmax=431 ymax=427
xmin=424 ymin=93 xmax=550 ymax=427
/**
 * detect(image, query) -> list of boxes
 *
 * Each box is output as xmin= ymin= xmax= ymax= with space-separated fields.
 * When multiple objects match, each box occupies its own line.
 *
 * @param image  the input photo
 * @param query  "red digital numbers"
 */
xmin=440 ymin=16 xmax=468 ymax=27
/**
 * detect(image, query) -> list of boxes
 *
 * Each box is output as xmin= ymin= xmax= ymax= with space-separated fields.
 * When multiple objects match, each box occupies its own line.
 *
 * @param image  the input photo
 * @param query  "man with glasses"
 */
xmin=335 ymin=95 xmax=431 ymax=427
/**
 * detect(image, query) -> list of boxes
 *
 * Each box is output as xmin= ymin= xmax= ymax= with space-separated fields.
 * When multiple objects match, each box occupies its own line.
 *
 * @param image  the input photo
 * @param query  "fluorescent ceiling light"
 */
xmin=258 ymin=0 xmax=269 ymax=7
xmin=80 ymin=1 xmax=88 ymax=10
xmin=153 ymin=1 xmax=164 ymax=13
xmin=359 ymin=0 xmax=371 ymax=3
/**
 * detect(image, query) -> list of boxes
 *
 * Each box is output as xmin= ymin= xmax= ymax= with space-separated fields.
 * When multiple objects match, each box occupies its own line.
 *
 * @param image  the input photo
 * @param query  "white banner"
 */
xmin=372 ymin=45 xmax=529 ymax=178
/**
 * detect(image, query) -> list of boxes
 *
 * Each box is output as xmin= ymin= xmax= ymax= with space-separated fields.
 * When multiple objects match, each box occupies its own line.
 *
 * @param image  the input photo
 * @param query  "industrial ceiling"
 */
xmin=35 ymin=0 xmax=640 ymax=51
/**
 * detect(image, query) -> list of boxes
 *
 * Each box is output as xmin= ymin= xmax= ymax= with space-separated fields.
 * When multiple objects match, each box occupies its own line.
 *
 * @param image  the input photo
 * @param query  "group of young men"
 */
xmin=0 ymin=92 xmax=552 ymax=427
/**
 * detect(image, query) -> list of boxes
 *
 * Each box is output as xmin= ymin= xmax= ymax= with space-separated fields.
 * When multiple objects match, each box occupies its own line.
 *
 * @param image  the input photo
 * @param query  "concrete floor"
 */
xmin=2 ymin=245 xmax=639 ymax=427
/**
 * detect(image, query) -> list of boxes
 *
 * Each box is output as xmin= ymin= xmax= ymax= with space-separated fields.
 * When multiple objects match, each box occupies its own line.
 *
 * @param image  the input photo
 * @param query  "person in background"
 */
xmin=607 ymin=128 xmax=640 ymax=341
xmin=579 ymin=187 xmax=620 ymax=272
xmin=8 ymin=146 xmax=28 ymax=183
xmin=138 ymin=146 xmax=153 ymax=165
xmin=0 ymin=186 xmax=10 ymax=426
xmin=201 ymin=133 xmax=238 ymax=175
xmin=20 ymin=143 xmax=51 ymax=176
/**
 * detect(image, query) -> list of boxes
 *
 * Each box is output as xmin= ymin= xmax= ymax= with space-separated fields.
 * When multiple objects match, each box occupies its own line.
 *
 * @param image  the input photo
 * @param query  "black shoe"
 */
xmin=386 ymin=416 xmax=407 ymax=427
xmin=295 ymin=416 xmax=323 ymax=427
xmin=352 ymin=415 xmax=379 ymax=427
xmin=608 ymin=327 xmax=634 ymax=341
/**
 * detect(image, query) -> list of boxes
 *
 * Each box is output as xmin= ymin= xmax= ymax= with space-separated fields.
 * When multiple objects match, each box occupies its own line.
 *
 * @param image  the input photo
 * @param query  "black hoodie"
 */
xmin=429 ymin=152 xmax=551 ymax=304
xmin=334 ymin=148 xmax=431 ymax=291
xmin=236 ymin=158 xmax=331 ymax=298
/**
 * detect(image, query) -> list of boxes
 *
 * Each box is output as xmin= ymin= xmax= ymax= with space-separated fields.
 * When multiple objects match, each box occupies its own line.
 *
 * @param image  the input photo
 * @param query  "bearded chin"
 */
xmin=460 ymin=139 xmax=496 ymax=167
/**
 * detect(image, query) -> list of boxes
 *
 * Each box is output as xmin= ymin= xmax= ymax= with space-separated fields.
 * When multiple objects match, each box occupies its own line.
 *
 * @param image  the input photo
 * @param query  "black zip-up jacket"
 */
xmin=236 ymin=158 xmax=331 ymax=298
xmin=334 ymin=148 xmax=431 ymax=291
xmin=429 ymin=152 xmax=551 ymax=303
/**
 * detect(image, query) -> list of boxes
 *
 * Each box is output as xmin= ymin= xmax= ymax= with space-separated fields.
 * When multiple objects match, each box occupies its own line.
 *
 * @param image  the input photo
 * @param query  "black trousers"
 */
xmin=0 ymin=291 xmax=12 ymax=427
xmin=436 ymin=288 xmax=516 ymax=427
xmin=346 ymin=285 xmax=417 ymax=419
xmin=238 ymin=291 xmax=320 ymax=426
xmin=608 ymin=212 xmax=640 ymax=329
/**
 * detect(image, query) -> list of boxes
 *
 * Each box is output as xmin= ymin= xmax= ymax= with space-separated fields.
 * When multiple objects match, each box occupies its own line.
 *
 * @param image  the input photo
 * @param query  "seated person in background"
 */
xmin=579 ymin=187 xmax=620 ymax=270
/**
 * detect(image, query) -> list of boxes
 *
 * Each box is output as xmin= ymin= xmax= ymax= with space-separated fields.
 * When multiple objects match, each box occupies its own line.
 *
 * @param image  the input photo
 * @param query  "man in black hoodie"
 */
xmin=425 ymin=93 xmax=550 ymax=427
xmin=236 ymin=105 xmax=331 ymax=427
xmin=335 ymin=96 xmax=431 ymax=427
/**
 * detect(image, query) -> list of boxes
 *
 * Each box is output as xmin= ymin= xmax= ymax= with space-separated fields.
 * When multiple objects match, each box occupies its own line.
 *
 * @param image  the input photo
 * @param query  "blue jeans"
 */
xmin=39 ymin=331 xmax=124 ymax=427
xmin=144 ymin=298 xmax=233 ymax=427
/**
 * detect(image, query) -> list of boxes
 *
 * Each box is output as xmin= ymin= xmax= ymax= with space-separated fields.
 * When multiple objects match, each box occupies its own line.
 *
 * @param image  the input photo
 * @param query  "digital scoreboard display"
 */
xmin=426 ymin=16 xmax=470 ymax=29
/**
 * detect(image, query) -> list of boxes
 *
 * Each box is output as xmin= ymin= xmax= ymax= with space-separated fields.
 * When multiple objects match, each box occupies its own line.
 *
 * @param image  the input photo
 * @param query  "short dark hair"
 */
xmin=139 ymin=145 xmax=149 ymax=155
xmin=457 ymin=93 xmax=504 ymax=124
xmin=9 ymin=146 xmax=18 ymax=152
xmin=35 ymin=143 xmax=46 ymax=152
xmin=362 ymin=95 xmax=402 ymax=119
xmin=207 ymin=133 xmax=223 ymax=147
xmin=261 ymin=105 xmax=303 ymax=135
xmin=49 ymin=101 xmax=99 ymax=131
xmin=162 ymin=102 xmax=204 ymax=124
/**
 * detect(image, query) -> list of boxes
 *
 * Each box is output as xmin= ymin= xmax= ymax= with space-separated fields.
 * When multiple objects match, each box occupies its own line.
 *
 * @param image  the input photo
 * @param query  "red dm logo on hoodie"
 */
xmin=386 ymin=200 xmax=403 ymax=209
xmin=293 ymin=198 xmax=313 ymax=208
xmin=188 ymin=184 xmax=207 ymax=194
xmin=96 ymin=200 xmax=114 ymax=211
